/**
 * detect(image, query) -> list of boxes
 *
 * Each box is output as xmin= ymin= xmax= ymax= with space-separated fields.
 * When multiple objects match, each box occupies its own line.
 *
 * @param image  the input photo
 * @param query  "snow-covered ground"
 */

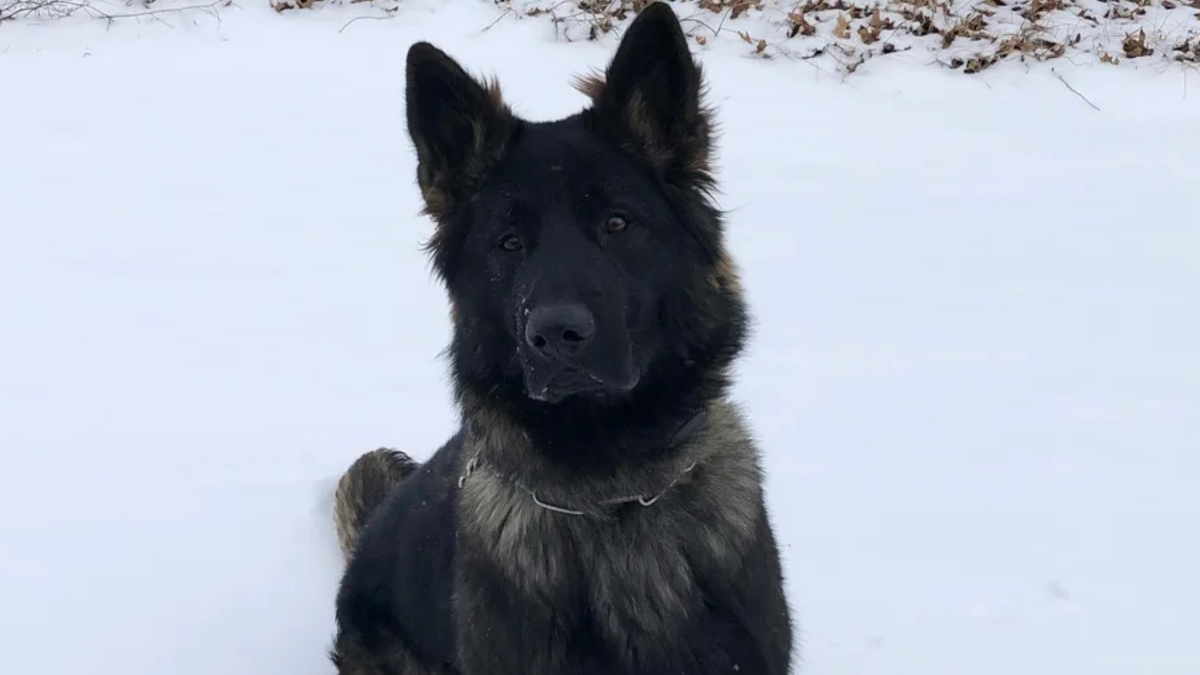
xmin=1 ymin=2 xmax=1197 ymax=674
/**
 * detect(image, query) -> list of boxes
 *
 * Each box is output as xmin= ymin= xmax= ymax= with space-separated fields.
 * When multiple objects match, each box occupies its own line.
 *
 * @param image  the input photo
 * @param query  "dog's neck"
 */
xmin=455 ymin=389 xmax=720 ymax=517
xmin=457 ymin=447 xmax=702 ymax=520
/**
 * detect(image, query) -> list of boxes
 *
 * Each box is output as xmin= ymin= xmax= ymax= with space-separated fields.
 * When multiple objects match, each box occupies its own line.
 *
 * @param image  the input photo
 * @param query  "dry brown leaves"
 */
xmin=250 ymin=0 xmax=1200 ymax=76
xmin=762 ymin=0 xmax=1196 ymax=73
xmin=699 ymin=0 xmax=762 ymax=18
xmin=1122 ymin=28 xmax=1154 ymax=57
xmin=1174 ymin=35 xmax=1200 ymax=61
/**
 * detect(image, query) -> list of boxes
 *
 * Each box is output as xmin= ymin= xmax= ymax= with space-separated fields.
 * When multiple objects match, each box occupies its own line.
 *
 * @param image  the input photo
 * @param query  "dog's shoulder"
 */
xmin=683 ymin=399 xmax=767 ymax=563
xmin=336 ymin=429 xmax=466 ymax=670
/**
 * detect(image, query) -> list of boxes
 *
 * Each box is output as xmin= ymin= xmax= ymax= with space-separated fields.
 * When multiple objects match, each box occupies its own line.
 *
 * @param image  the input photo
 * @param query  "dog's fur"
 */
xmin=330 ymin=4 xmax=794 ymax=674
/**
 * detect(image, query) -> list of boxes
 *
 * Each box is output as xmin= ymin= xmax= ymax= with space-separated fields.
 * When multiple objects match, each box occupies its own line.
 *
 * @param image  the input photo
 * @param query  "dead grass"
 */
xmin=1 ymin=0 xmax=86 ymax=21
xmin=485 ymin=0 xmax=1200 ymax=74
xmin=5 ymin=0 xmax=1198 ymax=74
xmin=1 ymin=0 xmax=231 ymax=24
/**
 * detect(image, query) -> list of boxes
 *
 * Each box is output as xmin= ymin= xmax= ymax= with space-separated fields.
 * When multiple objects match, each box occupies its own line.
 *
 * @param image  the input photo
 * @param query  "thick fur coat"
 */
xmin=330 ymin=4 xmax=795 ymax=674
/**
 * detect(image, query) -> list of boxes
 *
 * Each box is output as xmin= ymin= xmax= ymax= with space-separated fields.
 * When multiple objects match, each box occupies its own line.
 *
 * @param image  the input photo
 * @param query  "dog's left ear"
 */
xmin=584 ymin=3 xmax=713 ymax=186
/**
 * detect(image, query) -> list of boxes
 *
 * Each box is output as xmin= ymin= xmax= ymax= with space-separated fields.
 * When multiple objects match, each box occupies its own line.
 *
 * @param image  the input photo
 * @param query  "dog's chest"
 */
xmin=571 ymin=506 xmax=701 ymax=641
xmin=460 ymin=474 xmax=712 ymax=644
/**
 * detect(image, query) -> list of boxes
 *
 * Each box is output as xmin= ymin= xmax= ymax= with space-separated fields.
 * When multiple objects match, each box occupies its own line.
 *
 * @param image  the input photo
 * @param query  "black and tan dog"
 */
xmin=330 ymin=3 xmax=794 ymax=673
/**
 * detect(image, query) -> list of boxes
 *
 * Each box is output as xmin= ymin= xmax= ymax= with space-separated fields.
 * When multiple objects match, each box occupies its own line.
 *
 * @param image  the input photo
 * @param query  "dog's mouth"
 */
xmin=514 ymin=301 xmax=640 ymax=404
xmin=524 ymin=363 xmax=639 ymax=404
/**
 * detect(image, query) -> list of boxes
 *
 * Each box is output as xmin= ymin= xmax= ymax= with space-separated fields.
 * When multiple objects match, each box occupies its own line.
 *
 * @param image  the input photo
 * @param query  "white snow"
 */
xmin=1 ymin=2 xmax=1197 ymax=674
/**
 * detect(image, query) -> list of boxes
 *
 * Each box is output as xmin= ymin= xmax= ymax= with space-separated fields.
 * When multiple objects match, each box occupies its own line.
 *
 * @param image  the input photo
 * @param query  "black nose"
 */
xmin=524 ymin=304 xmax=595 ymax=360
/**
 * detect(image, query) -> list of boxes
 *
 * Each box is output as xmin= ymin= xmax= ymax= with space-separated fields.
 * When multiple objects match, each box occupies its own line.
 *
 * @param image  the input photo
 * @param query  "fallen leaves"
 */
xmin=1123 ymin=28 xmax=1155 ymax=58
xmin=787 ymin=9 xmax=816 ymax=36
xmin=1172 ymin=35 xmax=1199 ymax=61
xmin=832 ymin=12 xmax=851 ymax=38
xmin=481 ymin=1 xmax=1198 ymax=75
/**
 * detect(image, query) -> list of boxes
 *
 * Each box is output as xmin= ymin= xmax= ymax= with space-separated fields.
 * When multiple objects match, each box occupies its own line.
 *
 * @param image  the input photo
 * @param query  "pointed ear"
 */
xmin=582 ymin=3 xmax=714 ymax=187
xmin=405 ymin=42 xmax=517 ymax=222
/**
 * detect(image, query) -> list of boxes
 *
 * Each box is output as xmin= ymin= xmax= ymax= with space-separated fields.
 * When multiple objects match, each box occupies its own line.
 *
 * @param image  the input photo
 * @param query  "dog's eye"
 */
xmin=499 ymin=234 xmax=523 ymax=251
xmin=603 ymin=214 xmax=629 ymax=234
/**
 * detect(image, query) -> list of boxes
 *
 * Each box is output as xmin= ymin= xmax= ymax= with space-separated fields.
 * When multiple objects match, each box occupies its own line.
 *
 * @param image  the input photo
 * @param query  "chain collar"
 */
xmin=457 ymin=409 xmax=707 ymax=518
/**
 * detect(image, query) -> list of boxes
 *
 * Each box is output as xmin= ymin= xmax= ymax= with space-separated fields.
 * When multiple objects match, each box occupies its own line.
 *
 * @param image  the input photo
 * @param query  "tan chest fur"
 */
xmin=457 ymin=399 xmax=764 ymax=646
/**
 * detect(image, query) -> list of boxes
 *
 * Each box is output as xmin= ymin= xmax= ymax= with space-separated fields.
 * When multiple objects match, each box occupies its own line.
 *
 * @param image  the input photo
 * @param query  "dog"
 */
xmin=329 ymin=3 xmax=795 ymax=673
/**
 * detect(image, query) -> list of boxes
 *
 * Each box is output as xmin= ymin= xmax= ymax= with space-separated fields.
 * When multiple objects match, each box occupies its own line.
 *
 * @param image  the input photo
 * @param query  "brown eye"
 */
xmin=603 ymin=214 xmax=629 ymax=234
xmin=499 ymin=234 xmax=523 ymax=251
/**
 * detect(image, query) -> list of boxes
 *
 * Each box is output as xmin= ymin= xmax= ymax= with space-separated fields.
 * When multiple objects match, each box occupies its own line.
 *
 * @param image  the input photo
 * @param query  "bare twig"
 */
xmin=1 ymin=0 xmax=89 ymax=22
xmin=98 ymin=1 xmax=229 ymax=22
xmin=1052 ymin=67 xmax=1102 ymax=111
xmin=338 ymin=13 xmax=393 ymax=33
xmin=481 ymin=7 xmax=512 ymax=32
xmin=1 ymin=0 xmax=229 ymax=24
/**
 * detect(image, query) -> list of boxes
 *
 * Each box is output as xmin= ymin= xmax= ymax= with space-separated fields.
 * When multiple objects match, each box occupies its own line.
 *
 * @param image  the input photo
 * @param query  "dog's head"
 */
xmin=404 ymin=3 xmax=746 ymax=415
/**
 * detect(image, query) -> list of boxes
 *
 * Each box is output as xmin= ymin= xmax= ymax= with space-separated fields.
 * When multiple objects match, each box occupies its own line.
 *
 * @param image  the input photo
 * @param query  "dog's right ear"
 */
xmin=405 ymin=42 xmax=516 ymax=223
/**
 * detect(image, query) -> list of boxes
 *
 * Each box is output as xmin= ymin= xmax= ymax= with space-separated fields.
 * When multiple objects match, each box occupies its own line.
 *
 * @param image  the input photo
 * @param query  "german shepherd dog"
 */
xmin=330 ymin=3 xmax=794 ymax=673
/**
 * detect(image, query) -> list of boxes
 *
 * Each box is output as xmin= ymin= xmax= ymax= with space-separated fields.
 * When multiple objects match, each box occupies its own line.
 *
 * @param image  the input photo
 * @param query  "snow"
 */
xmin=1 ymin=2 xmax=1198 ymax=674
